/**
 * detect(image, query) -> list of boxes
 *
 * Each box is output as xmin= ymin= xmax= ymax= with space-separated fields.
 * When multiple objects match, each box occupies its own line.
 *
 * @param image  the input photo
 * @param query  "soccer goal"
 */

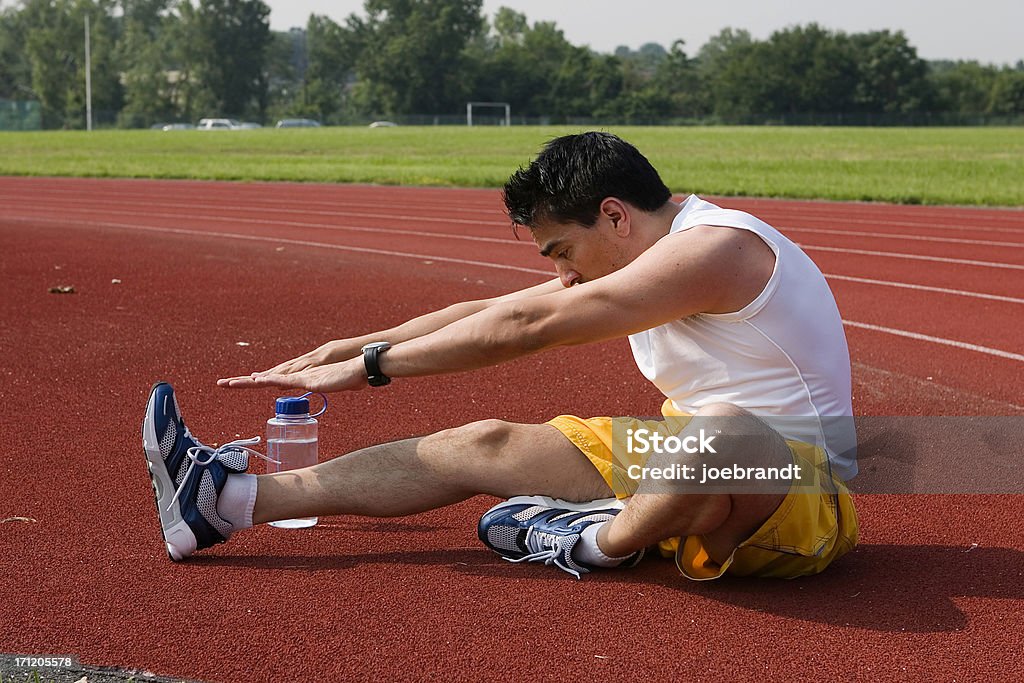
xmin=466 ymin=102 xmax=511 ymax=127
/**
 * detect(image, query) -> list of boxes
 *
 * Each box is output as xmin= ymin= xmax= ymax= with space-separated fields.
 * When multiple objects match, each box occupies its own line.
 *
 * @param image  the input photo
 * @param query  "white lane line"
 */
xmin=4 ymin=190 xmax=1023 ymax=237
xmin=0 ymin=190 xmax=504 ymax=220
xmin=824 ymin=274 xmax=1024 ymax=305
xmin=10 ymin=203 xmax=1024 ymax=274
xmin=9 ymin=214 xmax=1021 ymax=364
xmin=1 ymin=204 xmax=521 ymax=245
xmin=843 ymin=321 xmax=1024 ymax=363
xmin=7 ymin=208 xmax=1023 ymax=300
xmin=801 ymin=244 xmax=1024 ymax=270
xmin=0 ymin=181 xmax=500 ymax=206
xmin=782 ymin=226 xmax=1024 ymax=248
xmin=5 ymin=185 xmax=1023 ymax=233
xmin=776 ymin=216 xmax=1024 ymax=235
xmin=0 ymin=195 xmax=506 ymax=228
xmin=4 ymin=216 xmax=553 ymax=276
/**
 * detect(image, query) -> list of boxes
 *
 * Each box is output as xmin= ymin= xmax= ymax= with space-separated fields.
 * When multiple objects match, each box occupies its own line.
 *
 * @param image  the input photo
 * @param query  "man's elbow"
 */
xmin=494 ymin=301 xmax=557 ymax=354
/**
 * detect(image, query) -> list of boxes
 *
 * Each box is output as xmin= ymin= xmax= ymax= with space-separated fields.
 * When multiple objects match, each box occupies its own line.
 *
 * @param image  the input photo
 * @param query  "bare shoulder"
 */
xmin=655 ymin=224 xmax=776 ymax=314
xmin=665 ymin=223 xmax=770 ymax=252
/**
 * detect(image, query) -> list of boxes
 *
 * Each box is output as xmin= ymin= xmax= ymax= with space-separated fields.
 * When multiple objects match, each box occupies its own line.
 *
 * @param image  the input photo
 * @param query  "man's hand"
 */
xmin=215 ymin=279 xmax=560 ymax=393
xmin=217 ymin=339 xmax=360 ymax=390
xmin=256 ymin=339 xmax=359 ymax=377
xmin=217 ymin=357 xmax=367 ymax=393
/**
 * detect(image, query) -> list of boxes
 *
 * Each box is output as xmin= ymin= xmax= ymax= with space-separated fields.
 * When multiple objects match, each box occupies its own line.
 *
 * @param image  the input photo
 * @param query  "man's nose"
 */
xmin=559 ymin=269 xmax=580 ymax=288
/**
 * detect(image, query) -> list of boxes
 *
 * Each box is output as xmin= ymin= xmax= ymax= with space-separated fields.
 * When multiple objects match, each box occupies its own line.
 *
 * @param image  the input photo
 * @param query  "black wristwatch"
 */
xmin=361 ymin=341 xmax=392 ymax=387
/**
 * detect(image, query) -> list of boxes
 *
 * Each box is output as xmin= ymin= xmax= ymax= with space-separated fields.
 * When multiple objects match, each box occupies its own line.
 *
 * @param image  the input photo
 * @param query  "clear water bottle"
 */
xmin=266 ymin=392 xmax=326 ymax=529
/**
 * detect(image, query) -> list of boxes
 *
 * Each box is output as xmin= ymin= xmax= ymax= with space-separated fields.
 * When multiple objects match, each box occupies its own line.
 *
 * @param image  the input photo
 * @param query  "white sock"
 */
xmin=216 ymin=473 xmax=257 ymax=532
xmin=572 ymin=521 xmax=630 ymax=568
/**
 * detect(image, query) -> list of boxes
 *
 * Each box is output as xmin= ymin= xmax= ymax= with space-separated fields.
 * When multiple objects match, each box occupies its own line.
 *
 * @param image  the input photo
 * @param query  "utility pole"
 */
xmin=85 ymin=14 xmax=92 ymax=131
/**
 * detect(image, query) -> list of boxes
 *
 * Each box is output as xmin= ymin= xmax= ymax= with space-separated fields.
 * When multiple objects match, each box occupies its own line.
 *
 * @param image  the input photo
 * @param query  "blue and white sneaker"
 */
xmin=141 ymin=382 xmax=266 ymax=561
xmin=478 ymin=495 xmax=644 ymax=579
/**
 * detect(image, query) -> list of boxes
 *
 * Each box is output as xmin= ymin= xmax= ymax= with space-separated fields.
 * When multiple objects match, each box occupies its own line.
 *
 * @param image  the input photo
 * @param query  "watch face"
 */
xmin=362 ymin=341 xmax=391 ymax=352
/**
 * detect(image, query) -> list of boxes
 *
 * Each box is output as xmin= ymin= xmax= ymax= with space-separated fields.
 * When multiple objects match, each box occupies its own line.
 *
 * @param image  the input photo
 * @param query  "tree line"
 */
xmin=1 ymin=0 xmax=1022 ymax=130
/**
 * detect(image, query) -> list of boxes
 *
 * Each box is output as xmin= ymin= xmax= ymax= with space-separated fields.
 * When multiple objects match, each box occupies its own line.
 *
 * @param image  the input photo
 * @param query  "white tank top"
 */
xmin=628 ymin=195 xmax=857 ymax=479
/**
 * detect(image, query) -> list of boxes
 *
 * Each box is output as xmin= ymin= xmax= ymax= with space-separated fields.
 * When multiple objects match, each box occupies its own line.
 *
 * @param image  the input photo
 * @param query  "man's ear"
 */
xmin=600 ymin=198 xmax=630 ymax=237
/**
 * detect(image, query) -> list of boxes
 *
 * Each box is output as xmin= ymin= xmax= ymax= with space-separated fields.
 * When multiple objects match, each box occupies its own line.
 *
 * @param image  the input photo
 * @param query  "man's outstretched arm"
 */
xmin=221 ymin=226 xmax=762 ymax=393
xmin=223 ymin=277 xmax=564 ymax=381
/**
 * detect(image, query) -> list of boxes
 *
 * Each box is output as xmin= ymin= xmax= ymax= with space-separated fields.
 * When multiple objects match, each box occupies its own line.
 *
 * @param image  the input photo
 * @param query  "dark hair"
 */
xmin=502 ymin=132 xmax=672 ymax=230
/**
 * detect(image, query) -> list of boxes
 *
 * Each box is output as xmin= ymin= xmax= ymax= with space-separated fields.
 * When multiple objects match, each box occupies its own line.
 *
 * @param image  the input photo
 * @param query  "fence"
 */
xmin=332 ymin=111 xmax=1024 ymax=127
xmin=5 ymin=104 xmax=1023 ymax=130
xmin=0 ymin=100 xmax=42 ymax=131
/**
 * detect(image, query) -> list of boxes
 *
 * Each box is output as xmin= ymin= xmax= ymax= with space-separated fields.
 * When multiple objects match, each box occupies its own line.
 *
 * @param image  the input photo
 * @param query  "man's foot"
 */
xmin=141 ymin=382 xmax=261 ymax=560
xmin=477 ymin=495 xmax=644 ymax=579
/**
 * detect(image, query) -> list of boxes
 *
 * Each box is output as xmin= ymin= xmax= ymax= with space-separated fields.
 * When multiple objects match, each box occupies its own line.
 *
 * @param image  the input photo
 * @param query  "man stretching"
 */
xmin=142 ymin=132 xmax=858 ymax=580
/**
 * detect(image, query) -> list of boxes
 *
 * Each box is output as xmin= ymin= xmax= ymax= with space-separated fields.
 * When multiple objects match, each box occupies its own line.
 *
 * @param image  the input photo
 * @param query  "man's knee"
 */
xmin=692 ymin=402 xmax=785 ymax=464
xmin=694 ymin=401 xmax=749 ymax=419
xmin=633 ymin=403 xmax=790 ymax=543
xmin=415 ymin=420 xmax=516 ymax=492
xmin=430 ymin=419 xmax=514 ymax=456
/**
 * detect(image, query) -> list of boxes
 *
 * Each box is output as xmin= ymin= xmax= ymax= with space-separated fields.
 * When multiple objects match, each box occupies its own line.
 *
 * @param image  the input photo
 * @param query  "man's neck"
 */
xmin=638 ymin=200 xmax=685 ymax=250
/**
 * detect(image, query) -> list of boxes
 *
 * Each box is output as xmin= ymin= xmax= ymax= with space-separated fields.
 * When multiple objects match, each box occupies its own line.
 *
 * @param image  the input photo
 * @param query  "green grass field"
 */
xmin=1 ymin=126 xmax=1022 ymax=206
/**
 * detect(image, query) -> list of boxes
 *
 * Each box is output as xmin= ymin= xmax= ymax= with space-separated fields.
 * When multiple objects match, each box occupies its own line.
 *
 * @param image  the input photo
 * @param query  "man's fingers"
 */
xmin=252 ymin=373 xmax=309 ymax=389
xmin=219 ymin=357 xmax=327 ymax=390
xmin=255 ymin=359 xmax=314 ymax=377
xmin=217 ymin=374 xmax=305 ymax=389
xmin=216 ymin=375 xmax=261 ymax=388
xmin=219 ymin=362 xmax=316 ymax=388
xmin=255 ymin=364 xmax=289 ymax=376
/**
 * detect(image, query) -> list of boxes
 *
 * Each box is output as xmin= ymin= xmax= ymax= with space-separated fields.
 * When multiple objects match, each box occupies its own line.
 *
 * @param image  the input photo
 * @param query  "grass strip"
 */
xmin=1 ymin=126 xmax=1021 ymax=206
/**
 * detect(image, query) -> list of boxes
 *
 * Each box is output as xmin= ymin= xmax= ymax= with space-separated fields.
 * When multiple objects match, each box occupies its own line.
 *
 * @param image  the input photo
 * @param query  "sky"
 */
xmin=265 ymin=0 xmax=1023 ymax=66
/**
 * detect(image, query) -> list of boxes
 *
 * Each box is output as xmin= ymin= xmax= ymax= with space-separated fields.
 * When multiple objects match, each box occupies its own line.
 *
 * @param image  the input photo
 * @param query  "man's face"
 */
xmin=530 ymin=214 xmax=632 ymax=287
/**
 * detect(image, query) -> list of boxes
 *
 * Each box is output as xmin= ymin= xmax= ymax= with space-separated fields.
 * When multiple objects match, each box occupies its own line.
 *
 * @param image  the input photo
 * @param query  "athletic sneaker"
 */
xmin=141 ymin=382 xmax=266 ymax=561
xmin=478 ymin=495 xmax=644 ymax=579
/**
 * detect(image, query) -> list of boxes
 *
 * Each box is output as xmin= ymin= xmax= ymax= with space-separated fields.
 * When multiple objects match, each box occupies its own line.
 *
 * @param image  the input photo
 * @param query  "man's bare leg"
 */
xmin=147 ymin=383 xmax=794 ymax=573
xmin=254 ymin=404 xmax=790 ymax=570
xmin=252 ymin=420 xmax=612 ymax=525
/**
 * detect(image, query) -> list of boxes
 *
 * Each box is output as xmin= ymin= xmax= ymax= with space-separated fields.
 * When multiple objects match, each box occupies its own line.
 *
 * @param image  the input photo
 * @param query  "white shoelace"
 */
xmin=505 ymin=527 xmax=582 ymax=579
xmin=166 ymin=435 xmax=277 ymax=512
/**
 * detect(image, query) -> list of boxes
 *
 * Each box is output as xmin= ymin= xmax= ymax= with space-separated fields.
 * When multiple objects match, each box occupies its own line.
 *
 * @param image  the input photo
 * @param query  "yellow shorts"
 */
xmin=547 ymin=402 xmax=859 ymax=580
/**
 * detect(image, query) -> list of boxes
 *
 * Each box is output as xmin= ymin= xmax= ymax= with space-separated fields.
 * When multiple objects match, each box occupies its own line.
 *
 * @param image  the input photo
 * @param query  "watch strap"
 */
xmin=363 ymin=343 xmax=391 ymax=386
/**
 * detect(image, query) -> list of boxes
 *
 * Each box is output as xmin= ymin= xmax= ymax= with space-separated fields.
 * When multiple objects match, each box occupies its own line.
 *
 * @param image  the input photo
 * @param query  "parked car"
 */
xmin=368 ymin=120 xmax=398 ymax=128
xmin=276 ymin=118 xmax=321 ymax=128
xmin=197 ymin=118 xmax=241 ymax=130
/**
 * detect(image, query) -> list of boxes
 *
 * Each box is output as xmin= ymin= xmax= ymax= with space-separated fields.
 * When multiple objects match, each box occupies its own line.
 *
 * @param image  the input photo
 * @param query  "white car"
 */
xmin=197 ymin=118 xmax=241 ymax=130
xmin=276 ymin=118 xmax=321 ymax=128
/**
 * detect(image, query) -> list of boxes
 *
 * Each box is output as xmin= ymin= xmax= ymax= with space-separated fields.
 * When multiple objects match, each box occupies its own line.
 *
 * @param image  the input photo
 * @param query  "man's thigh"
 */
xmin=436 ymin=420 xmax=613 ymax=503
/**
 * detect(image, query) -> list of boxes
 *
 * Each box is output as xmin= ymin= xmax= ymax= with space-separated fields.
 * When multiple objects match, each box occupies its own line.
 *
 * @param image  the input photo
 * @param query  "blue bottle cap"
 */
xmin=275 ymin=396 xmax=310 ymax=415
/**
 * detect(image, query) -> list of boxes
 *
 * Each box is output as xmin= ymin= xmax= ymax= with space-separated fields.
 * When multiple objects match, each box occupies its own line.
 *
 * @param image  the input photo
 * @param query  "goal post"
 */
xmin=466 ymin=102 xmax=511 ymax=127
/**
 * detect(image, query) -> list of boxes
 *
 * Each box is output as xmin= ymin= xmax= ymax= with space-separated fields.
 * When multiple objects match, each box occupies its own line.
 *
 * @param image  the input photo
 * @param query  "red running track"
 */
xmin=1 ymin=177 xmax=1022 ymax=681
